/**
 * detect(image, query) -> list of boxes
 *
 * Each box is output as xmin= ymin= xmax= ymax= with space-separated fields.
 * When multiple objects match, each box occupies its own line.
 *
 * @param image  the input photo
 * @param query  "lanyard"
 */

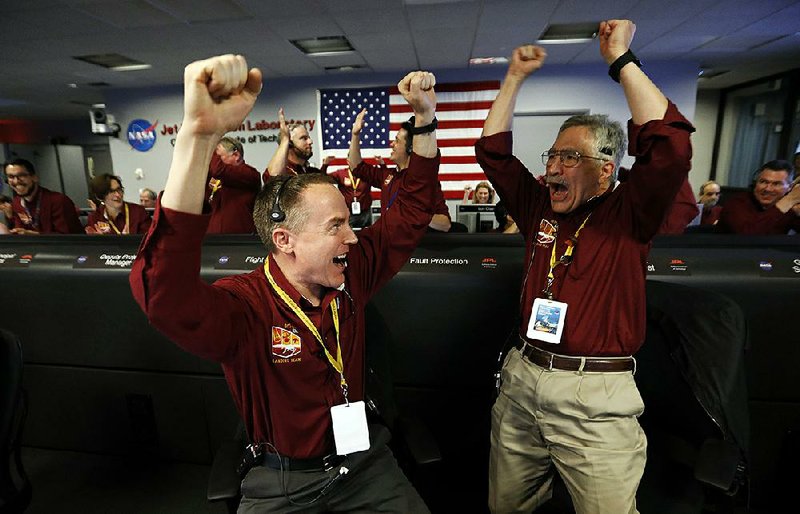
xmin=542 ymin=212 xmax=592 ymax=300
xmin=105 ymin=203 xmax=130 ymax=235
xmin=346 ymin=169 xmax=361 ymax=197
xmin=20 ymin=194 xmax=41 ymax=230
xmin=208 ymin=178 xmax=222 ymax=201
xmin=263 ymin=258 xmax=349 ymax=403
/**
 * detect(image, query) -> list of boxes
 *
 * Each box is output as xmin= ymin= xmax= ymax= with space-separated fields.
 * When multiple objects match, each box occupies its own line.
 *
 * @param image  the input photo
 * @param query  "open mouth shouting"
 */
xmin=547 ymin=177 xmax=568 ymax=203
xmin=333 ymin=253 xmax=348 ymax=269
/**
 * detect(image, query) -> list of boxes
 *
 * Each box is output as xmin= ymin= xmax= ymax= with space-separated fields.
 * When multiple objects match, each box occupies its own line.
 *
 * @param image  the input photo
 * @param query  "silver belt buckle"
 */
xmin=547 ymin=352 xmax=555 ymax=371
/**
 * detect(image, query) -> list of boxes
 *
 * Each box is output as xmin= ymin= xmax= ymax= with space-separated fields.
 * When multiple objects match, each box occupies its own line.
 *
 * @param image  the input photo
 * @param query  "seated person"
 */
xmin=139 ymin=188 xmax=157 ymax=208
xmin=698 ymin=180 xmax=722 ymax=225
xmin=206 ymin=136 xmax=260 ymax=234
xmin=86 ymin=174 xmax=151 ymax=234
xmin=493 ymin=201 xmax=519 ymax=234
xmin=263 ymin=109 xmax=325 ymax=180
xmin=463 ymin=181 xmax=495 ymax=204
xmin=717 ymin=160 xmax=800 ymax=234
xmin=347 ymin=108 xmax=452 ymax=232
xmin=4 ymin=158 xmax=83 ymax=234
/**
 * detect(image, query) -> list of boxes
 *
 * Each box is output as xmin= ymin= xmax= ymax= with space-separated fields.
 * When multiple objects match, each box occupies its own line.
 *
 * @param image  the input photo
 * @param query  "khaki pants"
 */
xmin=489 ymin=348 xmax=647 ymax=514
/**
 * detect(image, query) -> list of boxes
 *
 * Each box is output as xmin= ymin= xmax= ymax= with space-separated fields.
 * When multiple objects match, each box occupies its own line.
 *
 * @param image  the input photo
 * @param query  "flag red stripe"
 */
xmin=389 ymin=101 xmax=494 ymax=113
xmin=324 ymin=156 xmax=479 ymax=167
xmin=388 ymin=81 xmax=499 ymax=95
xmin=438 ymin=138 xmax=478 ymax=147
xmin=389 ymin=119 xmax=485 ymax=130
xmin=436 ymin=172 xmax=487 ymax=181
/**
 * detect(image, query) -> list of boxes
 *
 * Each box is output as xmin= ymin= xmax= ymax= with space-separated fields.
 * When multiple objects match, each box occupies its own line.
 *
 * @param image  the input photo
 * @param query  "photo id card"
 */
xmin=330 ymin=401 xmax=370 ymax=455
xmin=526 ymin=298 xmax=568 ymax=345
xmin=351 ymin=201 xmax=361 ymax=215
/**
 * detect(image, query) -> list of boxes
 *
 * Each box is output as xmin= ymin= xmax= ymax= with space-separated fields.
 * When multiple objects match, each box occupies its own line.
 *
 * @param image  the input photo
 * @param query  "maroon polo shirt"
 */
xmin=351 ymin=161 xmax=450 ymax=218
xmin=716 ymin=193 xmax=800 ymax=234
xmin=207 ymin=153 xmax=260 ymax=234
xmin=86 ymin=202 xmax=151 ymax=234
xmin=700 ymin=205 xmax=722 ymax=226
xmin=130 ymin=152 xmax=438 ymax=458
xmin=475 ymin=102 xmax=694 ymax=357
xmin=328 ymin=168 xmax=373 ymax=214
xmin=11 ymin=186 xmax=83 ymax=234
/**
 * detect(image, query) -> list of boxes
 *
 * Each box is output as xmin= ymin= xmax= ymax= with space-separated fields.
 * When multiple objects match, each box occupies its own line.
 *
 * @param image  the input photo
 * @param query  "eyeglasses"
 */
xmin=6 ymin=172 xmax=32 ymax=180
xmin=541 ymin=150 xmax=608 ymax=168
xmin=109 ymin=186 xmax=125 ymax=195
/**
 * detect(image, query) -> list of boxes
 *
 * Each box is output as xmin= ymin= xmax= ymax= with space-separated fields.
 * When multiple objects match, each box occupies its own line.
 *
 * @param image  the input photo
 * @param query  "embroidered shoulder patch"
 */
xmin=271 ymin=326 xmax=302 ymax=359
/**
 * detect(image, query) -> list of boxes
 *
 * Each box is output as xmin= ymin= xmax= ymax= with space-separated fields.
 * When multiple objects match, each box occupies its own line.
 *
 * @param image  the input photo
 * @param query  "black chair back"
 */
xmin=0 ymin=328 xmax=31 ymax=513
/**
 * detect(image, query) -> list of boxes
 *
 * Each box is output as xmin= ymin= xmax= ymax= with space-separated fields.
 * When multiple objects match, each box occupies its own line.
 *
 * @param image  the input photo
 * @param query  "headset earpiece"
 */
xmin=270 ymin=179 xmax=288 ymax=222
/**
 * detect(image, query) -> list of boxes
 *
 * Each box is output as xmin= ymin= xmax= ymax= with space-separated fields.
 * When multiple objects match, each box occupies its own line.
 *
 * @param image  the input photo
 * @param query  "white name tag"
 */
xmin=526 ymin=297 xmax=568 ymax=345
xmin=351 ymin=201 xmax=361 ymax=215
xmin=330 ymin=401 xmax=370 ymax=455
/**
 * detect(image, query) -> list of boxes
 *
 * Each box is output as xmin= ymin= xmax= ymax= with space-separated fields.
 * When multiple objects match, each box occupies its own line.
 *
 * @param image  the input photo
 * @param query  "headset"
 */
xmin=270 ymin=178 xmax=289 ymax=222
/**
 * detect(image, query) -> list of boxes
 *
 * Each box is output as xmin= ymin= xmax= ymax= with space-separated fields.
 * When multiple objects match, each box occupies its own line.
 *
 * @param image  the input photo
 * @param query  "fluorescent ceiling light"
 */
xmin=538 ymin=22 xmax=599 ymax=44
xmin=325 ymin=65 xmax=365 ymax=72
xmin=74 ymin=53 xmax=151 ymax=71
xmin=291 ymin=36 xmax=354 ymax=55
xmin=469 ymin=57 xmax=508 ymax=65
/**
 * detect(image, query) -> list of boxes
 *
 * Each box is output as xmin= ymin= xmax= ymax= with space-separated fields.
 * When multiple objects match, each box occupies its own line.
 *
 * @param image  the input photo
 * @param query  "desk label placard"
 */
xmin=0 ymin=252 xmax=34 ymax=268
xmin=74 ymin=253 xmax=136 ymax=269
xmin=758 ymin=257 xmax=800 ymax=278
xmin=214 ymin=253 xmax=265 ymax=270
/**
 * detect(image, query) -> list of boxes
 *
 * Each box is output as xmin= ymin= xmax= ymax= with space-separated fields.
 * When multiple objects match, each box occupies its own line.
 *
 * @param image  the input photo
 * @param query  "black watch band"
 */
xmin=608 ymin=49 xmax=642 ymax=83
xmin=406 ymin=116 xmax=438 ymax=135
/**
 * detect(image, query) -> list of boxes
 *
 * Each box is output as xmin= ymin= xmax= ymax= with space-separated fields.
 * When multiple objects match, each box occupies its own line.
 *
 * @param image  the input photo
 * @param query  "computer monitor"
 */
xmin=456 ymin=204 xmax=496 ymax=233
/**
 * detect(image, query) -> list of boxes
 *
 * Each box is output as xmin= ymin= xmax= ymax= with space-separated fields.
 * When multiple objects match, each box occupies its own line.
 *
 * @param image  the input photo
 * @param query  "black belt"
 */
xmin=262 ymin=452 xmax=346 ymax=472
xmin=516 ymin=340 xmax=635 ymax=373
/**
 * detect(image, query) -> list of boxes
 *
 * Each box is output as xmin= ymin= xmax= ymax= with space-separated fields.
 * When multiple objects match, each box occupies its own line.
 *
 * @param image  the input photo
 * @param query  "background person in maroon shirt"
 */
xmin=698 ymin=180 xmax=722 ymax=226
xmin=263 ymin=109 xmax=324 ymax=181
xmin=477 ymin=20 xmax=694 ymax=514
xmin=717 ymin=160 xmax=800 ymax=234
xmin=129 ymin=54 xmax=439 ymax=512
xmin=4 ymin=158 xmax=83 ymax=235
xmin=206 ymin=136 xmax=260 ymax=234
xmin=86 ymin=174 xmax=151 ymax=234
xmin=347 ymin=107 xmax=452 ymax=232
xmin=327 ymin=165 xmax=374 ymax=229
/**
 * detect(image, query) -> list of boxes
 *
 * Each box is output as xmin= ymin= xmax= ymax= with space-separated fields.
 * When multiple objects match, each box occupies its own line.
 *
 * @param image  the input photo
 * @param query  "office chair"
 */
xmin=0 ymin=328 xmax=31 ymax=514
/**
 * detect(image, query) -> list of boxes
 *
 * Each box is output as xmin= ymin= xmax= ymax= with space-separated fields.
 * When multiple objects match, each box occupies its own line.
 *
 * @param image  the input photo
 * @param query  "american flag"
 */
xmin=317 ymin=80 xmax=500 ymax=200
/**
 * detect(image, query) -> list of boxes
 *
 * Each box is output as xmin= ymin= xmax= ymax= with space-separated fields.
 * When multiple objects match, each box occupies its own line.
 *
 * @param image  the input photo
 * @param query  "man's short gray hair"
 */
xmin=254 ymin=174 xmax=337 ymax=253
xmin=559 ymin=114 xmax=626 ymax=182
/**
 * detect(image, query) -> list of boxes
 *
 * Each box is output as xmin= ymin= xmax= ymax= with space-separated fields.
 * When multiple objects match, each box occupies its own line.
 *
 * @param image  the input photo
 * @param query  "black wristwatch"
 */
xmin=405 ymin=116 xmax=438 ymax=135
xmin=608 ymin=49 xmax=642 ymax=83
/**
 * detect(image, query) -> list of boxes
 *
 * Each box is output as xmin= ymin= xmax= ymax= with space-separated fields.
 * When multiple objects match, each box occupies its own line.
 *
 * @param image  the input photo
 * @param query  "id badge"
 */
xmin=330 ymin=400 xmax=370 ymax=455
xmin=526 ymin=297 xmax=568 ymax=345
xmin=351 ymin=201 xmax=361 ymax=215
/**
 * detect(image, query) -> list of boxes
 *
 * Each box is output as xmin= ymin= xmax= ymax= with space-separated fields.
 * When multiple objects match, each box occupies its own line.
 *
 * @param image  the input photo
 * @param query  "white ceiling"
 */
xmin=1 ymin=0 xmax=799 ymax=121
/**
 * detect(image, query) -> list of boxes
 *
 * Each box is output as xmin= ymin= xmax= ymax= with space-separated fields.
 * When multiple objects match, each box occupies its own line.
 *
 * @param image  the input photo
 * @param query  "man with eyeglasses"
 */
xmin=475 ymin=20 xmax=694 ymax=513
xmin=3 ymin=158 xmax=83 ymax=234
xmin=698 ymin=180 xmax=722 ymax=226
xmin=716 ymin=160 xmax=800 ymax=234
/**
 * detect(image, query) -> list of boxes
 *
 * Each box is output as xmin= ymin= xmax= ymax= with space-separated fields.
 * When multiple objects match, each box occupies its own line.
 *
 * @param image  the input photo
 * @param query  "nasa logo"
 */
xmin=127 ymin=119 xmax=158 ymax=152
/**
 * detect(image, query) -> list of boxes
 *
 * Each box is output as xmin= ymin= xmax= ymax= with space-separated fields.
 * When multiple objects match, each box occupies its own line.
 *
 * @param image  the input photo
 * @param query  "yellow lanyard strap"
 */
xmin=346 ymin=169 xmax=361 ymax=196
xmin=263 ymin=259 xmax=347 ymax=391
xmin=545 ymin=213 xmax=592 ymax=297
xmin=105 ymin=203 xmax=130 ymax=235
